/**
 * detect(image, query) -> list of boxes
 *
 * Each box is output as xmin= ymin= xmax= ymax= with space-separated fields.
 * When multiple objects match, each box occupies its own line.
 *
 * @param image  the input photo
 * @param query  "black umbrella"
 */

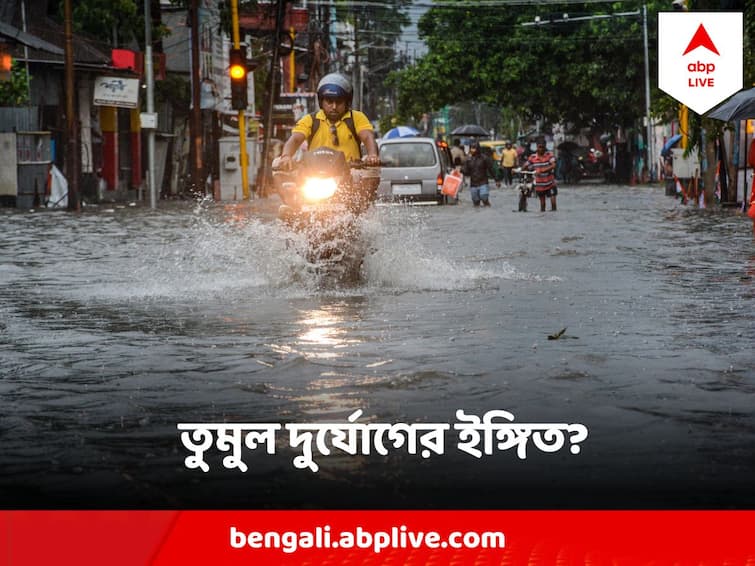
xmin=450 ymin=124 xmax=490 ymax=137
xmin=706 ymin=87 xmax=755 ymax=122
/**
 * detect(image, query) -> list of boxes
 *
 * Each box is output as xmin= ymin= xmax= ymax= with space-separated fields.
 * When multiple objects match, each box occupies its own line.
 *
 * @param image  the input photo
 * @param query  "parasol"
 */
xmin=661 ymin=134 xmax=683 ymax=157
xmin=450 ymin=124 xmax=490 ymax=137
xmin=383 ymin=126 xmax=420 ymax=139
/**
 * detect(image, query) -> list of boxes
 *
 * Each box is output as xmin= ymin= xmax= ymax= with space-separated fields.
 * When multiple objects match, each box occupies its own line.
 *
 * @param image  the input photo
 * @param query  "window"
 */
xmin=379 ymin=143 xmax=437 ymax=168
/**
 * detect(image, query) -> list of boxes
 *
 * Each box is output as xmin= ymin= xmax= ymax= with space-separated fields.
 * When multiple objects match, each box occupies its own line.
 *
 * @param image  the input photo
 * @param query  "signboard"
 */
xmin=274 ymin=93 xmax=316 ymax=122
xmin=140 ymin=112 xmax=157 ymax=129
xmin=658 ymin=12 xmax=742 ymax=115
xmin=93 ymin=76 xmax=140 ymax=108
xmin=671 ymin=147 xmax=700 ymax=178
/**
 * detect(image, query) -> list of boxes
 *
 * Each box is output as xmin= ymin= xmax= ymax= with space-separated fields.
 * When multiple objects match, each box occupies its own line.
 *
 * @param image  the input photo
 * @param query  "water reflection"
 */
xmin=745 ymin=254 xmax=755 ymax=284
xmin=296 ymin=302 xmax=364 ymax=360
xmin=2 ymin=187 xmax=755 ymax=509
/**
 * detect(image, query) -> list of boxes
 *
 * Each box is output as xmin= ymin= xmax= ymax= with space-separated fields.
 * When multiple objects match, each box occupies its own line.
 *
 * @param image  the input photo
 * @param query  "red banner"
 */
xmin=3 ymin=510 xmax=754 ymax=565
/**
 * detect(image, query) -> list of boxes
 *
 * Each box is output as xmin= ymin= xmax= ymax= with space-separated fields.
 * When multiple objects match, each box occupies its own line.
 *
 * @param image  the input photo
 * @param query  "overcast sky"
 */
xmin=401 ymin=2 xmax=430 ymax=61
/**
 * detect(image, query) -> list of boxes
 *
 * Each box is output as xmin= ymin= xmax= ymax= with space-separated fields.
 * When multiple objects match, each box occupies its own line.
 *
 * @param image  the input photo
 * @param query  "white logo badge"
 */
xmin=658 ymin=12 xmax=743 ymax=115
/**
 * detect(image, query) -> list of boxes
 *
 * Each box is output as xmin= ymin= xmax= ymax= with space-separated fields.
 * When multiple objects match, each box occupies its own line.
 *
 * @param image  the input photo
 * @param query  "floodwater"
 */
xmin=1 ymin=184 xmax=754 ymax=509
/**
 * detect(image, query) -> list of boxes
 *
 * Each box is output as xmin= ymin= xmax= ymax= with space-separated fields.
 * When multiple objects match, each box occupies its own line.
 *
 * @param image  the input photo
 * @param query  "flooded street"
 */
xmin=1 ymin=183 xmax=754 ymax=509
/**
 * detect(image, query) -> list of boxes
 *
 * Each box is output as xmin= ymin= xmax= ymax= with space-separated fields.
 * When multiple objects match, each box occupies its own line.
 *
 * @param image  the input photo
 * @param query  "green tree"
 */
xmin=0 ymin=60 xmax=30 ymax=107
xmin=63 ymin=0 xmax=139 ymax=45
xmin=56 ymin=0 xmax=171 ymax=49
xmin=684 ymin=0 xmax=754 ymax=204
xmin=391 ymin=1 xmax=667 ymax=131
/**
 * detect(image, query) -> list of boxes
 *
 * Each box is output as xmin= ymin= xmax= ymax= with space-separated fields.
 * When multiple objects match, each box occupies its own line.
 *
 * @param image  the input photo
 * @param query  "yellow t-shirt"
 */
xmin=501 ymin=147 xmax=518 ymax=168
xmin=292 ymin=109 xmax=373 ymax=162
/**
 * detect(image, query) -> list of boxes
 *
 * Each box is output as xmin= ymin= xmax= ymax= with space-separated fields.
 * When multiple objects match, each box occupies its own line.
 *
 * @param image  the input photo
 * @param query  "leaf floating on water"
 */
xmin=365 ymin=360 xmax=392 ymax=368
xmin=547 ymin=327 xmax=567 ymax=340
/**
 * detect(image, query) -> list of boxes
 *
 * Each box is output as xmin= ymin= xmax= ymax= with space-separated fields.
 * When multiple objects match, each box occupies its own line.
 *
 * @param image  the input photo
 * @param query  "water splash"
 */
xmin=43 ymin=202 xmax=539 ymax=302
xmin=361 ymin=206 xmax=529 ymax=291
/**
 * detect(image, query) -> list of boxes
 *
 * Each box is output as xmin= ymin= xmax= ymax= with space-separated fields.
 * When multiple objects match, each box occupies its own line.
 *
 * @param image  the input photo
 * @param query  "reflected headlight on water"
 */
xmin=302 ymin=177 xmax=338 ymax=202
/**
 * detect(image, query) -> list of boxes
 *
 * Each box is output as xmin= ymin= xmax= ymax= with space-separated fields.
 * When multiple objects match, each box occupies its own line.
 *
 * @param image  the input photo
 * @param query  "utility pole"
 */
xmin=20 ymin=1 xmax=31 ymax=105
xmin=258 ymin=0 xmax=286 ymax=197
xmin=144 ymin=0 xmax=157 ymax=208
xmin=230 ymin=0 xmax=250 ymax=199
xmin=642 ymin=3 xmax=654 ymax=182
xmin=289 ymin=28 xmax=296 ymax=92
xmin=352 ymin=12 xmax=360 ymax=109
xmin=189 ymin=0 xmax=203 ymax=193
xmin=63 ymin=0 xmax=79 ymax=211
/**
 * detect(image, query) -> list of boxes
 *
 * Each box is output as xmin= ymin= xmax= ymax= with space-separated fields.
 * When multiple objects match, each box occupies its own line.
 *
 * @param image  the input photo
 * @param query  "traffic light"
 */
xmin=229 ymin=47 xmax=247 ymax=110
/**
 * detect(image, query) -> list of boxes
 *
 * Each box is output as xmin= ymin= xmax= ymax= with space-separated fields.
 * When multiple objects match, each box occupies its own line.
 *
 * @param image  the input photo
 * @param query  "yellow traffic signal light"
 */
xmin=229 ymin=60 xmax=245 ymax=80
xmin=229 ymin=47 xmax=247 ymax=110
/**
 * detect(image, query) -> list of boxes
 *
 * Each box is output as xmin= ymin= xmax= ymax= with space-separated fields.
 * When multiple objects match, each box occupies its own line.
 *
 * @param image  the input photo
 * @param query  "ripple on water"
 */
xmin=2 ymin=188 xmax=755 ymax=508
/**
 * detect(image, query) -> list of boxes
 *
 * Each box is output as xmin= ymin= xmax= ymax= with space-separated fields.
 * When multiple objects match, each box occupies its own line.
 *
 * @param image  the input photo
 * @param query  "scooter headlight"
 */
xmin=301 ymin=177 xmax=338 ymax=202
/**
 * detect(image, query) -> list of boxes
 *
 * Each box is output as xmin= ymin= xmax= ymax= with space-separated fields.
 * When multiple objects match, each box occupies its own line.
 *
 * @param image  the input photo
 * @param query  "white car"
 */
xmin=377 ymin=137 xmax=455 ymax=204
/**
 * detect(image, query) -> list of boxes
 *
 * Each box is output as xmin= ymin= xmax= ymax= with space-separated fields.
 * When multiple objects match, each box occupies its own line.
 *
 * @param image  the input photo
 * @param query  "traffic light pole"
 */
xmin=144 ymin=0 xmax=157 ymax=209
xmin=230 ymin=0 xmax=250 ymax=200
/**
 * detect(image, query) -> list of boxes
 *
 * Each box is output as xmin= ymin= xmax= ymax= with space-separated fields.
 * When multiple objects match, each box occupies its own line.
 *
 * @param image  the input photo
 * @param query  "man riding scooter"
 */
xmin=273 ymin=74 xmax=380 ymax=211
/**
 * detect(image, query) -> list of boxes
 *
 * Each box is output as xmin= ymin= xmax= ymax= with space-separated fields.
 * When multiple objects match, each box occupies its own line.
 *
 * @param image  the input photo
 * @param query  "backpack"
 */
xmin=307 ymin=112 xmax=362 ymax=158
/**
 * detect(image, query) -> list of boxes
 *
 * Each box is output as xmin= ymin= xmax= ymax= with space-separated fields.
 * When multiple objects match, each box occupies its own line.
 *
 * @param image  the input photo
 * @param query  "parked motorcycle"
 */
xmin=557 ymin=146 xmax=606 ymax=183
xmin=273 ymin=147 xmax=380 ymax=284
xmin=578 ymin=148 xmax=606 ymax=180
xmin=512 ymin=169 xmax=535 ymax=212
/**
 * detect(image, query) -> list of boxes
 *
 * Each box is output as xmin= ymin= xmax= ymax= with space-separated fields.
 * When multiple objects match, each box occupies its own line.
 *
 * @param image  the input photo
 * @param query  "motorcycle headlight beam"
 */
xmin=302 ymin=177 xmax=338 ymax=202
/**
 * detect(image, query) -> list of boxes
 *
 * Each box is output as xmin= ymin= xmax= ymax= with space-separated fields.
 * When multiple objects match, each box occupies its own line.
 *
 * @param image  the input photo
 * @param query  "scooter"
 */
xmin=512 ymin=169 xmax=535 ymax=212
xmin=273 ymin=147 xmax=380 ymax=284
xmin=558 ymin=147 xmax=606 ymax=183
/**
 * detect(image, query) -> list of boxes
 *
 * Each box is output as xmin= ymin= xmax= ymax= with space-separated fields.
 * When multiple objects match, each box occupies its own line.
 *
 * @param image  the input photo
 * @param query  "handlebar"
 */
xmin=348 ymin=159 xmax=382 ymax=169
xmin=273 ymin=155 xmax=381 ymax=172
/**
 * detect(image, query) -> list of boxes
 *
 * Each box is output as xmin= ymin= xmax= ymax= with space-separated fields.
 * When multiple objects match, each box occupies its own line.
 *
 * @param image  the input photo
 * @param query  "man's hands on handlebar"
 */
xmin=274 ymin=154 xmax=379 ymax=171
xmin=272 ymin=155 xmax=293 ymax=171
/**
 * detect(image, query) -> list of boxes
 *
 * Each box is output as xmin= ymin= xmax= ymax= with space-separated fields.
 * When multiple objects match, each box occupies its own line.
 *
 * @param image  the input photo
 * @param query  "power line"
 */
xmin=305 ymin=0 xmax=628 ymax=8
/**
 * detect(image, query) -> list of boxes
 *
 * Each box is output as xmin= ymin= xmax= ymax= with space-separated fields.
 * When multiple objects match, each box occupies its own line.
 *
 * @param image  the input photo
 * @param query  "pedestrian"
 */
xmin=462 ymin=142 xmax=496 ymax=207
xmin=663 ymin=154 xmax=675 ymax=196
xmin=499 ymin=141 xmax=518 ymax=187
xmin=418 ymin=112 xmax=432 ymax=137
xmin=526 ymin=139 xmax=558 ymax=211
xmin=450 ymin=139 xmax=466 ymax=169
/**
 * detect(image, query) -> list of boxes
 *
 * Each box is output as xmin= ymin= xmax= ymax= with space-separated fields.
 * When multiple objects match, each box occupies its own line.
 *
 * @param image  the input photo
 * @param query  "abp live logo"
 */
xmin=658 ymin=12 xmax=742 ymax=115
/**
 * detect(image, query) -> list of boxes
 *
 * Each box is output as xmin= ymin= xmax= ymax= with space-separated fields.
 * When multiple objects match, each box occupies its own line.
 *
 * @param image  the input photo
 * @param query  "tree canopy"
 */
xmin=389 ymin=1 xmax=672 ymax=130
xmin=57 ymin=0 xmax=171 ymax=49
xmin=0 ymin=61 xmax=29 ymax=107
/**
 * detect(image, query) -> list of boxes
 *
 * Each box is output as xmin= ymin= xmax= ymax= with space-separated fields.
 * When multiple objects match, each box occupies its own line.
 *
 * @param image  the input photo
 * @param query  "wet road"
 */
xmin=1 ymin=183 xmax=754 ymax=509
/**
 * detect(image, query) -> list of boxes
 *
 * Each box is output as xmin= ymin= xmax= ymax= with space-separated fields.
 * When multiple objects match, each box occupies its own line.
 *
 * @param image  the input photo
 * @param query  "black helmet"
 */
xmin=317 ymin=73 xmax=353 ymax=107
